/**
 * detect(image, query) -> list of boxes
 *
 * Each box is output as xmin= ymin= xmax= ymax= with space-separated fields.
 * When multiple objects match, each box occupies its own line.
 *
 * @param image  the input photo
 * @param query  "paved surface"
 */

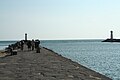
xmin=0 ymin=46 xmax=112 ymax=80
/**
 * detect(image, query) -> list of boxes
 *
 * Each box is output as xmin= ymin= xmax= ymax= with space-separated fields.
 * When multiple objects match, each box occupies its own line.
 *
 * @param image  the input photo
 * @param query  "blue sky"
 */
xmin=1 ymin=0 xmax=120 ymax=40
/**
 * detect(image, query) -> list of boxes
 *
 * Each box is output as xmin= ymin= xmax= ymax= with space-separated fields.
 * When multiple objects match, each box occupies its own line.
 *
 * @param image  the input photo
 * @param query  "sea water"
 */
xmin=0 ymin=40 xmax=120 ymax=80
xmin=41 ymin=40 xmax=120 ymax=80
xmin=0 ymin=41 xmax=17 ymax=50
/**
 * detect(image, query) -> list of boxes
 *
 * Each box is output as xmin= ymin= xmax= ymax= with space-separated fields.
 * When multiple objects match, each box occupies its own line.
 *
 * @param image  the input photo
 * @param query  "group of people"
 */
xmin=5 ymin=39 xmax=41 ymax=54
xmin=26 ymin=39 xmax=40 ymax=53
xmin=21 ymin=39 xmax=41 ymax=53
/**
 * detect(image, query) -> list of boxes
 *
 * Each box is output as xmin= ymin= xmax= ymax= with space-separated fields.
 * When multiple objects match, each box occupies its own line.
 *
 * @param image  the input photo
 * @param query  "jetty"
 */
xmin=102 ymin=31 xmax=120 ymax=42
xmin=0 ymin=43 xmax=112 ymax=80
xmin=0 ymin=33 xmax=112 ymax=80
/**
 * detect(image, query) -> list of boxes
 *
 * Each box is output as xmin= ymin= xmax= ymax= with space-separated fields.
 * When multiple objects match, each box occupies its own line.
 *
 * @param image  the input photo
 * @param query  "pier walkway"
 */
xmin=0 ymin=45 xmax=111 ymax=80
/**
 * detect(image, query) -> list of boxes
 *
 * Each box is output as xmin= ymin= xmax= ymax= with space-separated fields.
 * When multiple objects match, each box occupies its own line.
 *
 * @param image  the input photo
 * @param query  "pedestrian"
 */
xmin=27 ymin=40 xmax=32 ymax=50
xmin=20 ymin=40 xmax=24 ymax=50
xmin=31 ymin=39 xmax=35 ymax=50
xmin=35 ymin=39 xmax=40 ymax=53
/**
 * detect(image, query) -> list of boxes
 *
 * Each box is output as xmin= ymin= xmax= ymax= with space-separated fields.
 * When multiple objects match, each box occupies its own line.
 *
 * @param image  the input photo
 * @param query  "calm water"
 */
xmin=0 ymin=40 xmax=120 ymax=79
xmin=41 ymin=40 xmax=120 ymax=80
xmin=0 ymin=41 xmax=17 ymax=50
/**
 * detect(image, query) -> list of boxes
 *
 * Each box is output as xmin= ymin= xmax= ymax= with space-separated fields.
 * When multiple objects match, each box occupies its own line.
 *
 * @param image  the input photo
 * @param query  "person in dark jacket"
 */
xmin=27 ymin=40 xmax=32 ymax=51
xmin=20 ymin=40 xmax=24 ymax=50
xmin=35 ymin=39 xmax=40 ymax=53
xmin=31 ymin=39 xmax=35 ymax=50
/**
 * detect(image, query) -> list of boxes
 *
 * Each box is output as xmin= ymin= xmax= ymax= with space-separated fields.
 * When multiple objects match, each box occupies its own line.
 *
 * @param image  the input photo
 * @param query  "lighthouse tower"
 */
xmin=25 ymin=33 xmax=27 ymax=41
xmin=110 ymin=31 xmax=113 ymax=40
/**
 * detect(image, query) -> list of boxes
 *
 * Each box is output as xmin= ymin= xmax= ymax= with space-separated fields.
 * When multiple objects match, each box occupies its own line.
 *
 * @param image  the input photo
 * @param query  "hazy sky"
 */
xmin=1 ymin=0 xmax=120 ymax=40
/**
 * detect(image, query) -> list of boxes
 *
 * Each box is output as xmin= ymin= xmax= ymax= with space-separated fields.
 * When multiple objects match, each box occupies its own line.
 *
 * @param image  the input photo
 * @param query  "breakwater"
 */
xmin=0 ymin=40 xmax=111 ymax=80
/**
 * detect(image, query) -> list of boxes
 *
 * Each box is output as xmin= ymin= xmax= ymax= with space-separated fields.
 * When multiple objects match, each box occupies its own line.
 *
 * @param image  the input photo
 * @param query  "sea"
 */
xmin=0 ymin=40 xmax=120 ymax=80
xmin=0 ymin=41 xmax=17 ymax=50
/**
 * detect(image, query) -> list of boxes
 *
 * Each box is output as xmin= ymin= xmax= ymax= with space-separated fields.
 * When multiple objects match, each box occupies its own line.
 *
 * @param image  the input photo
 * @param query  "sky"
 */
xmin=1 ymin=0 xmax=120 ymax=40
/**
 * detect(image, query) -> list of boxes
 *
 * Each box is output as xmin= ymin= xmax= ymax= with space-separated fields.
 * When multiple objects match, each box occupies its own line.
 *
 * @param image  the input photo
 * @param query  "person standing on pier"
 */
xmin=27 ymin=40 xmax=32 ymax=51
xmin=35 ymin=39 xmax=40 ymax=53
xmin=20 ymin=40 xmax=24 ymax=50
xmin=31 ymin=39 xmax=35 ymax=50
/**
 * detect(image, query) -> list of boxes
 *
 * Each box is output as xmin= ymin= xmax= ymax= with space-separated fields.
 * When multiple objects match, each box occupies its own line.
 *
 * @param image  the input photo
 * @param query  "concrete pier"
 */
xmin=0 ymin=44 xmax=111 ymax=80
